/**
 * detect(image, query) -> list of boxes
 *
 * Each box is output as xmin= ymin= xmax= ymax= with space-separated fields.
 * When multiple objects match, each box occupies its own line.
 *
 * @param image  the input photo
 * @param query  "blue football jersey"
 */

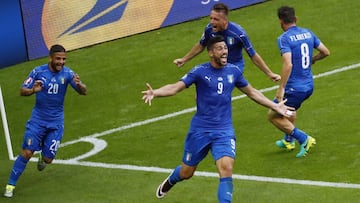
xmin=200 ymin=22 xmax=257 ymax=70
xmin=277 ymin=26 xmax=321 ymax=91
xmin=22 ymin=64 xmax=79 ymax=122
xmin=181 ymin=62 xmax=248 ymax=130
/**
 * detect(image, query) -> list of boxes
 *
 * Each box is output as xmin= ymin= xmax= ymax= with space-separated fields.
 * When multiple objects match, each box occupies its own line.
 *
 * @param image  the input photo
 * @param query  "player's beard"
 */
xmin=214 ymin=54 xmax=227 ymax=66
xmin=51 ymin=62 xmax=63 ymax=72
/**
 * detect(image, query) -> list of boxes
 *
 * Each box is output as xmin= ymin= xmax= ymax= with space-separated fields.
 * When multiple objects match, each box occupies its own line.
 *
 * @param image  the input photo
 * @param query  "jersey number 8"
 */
xmin=301 ymin=43 xmax=310 ymax=69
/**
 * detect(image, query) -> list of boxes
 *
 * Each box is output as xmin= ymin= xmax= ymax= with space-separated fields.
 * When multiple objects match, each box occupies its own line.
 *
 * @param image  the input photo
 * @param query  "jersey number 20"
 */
xmin=47 ymin=83 xmax=59 ymax=94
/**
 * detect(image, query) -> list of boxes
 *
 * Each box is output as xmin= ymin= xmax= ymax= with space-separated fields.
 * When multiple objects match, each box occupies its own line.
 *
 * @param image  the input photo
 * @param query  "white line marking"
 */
xmin=53 ymin=63 xmax=360 ymax=189
xmin=62 ymin=62 xmax=360 ymax=147
xmin=67 ymin=138 xmax=107 ymax=161
xmin=50 ymin=159 xmax=360 ymax=189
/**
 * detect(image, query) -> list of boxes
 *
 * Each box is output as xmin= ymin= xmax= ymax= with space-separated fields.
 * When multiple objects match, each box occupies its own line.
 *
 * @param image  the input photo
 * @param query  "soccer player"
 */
xmin=142 ymin=36 xmax=294 ymax=202
xmin=173 ymin=3 xmax=281 ymax=82
xmin=3 ymin=44 xmax=87 ymax=198
xmin=268 ymin=6 xmax=330 ymax=157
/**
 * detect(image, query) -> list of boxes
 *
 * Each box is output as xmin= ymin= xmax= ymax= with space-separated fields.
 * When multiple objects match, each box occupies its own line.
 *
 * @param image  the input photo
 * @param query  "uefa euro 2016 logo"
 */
xmin=22 ymin=0 xmax=261 ymax=59
xmin=41 ymin=0 xmax=174 ymax=51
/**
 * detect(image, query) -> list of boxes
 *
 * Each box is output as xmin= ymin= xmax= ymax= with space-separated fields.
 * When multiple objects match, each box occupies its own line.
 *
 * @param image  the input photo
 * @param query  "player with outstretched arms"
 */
xmin=142 ymin=35 xmax=294 ymax=202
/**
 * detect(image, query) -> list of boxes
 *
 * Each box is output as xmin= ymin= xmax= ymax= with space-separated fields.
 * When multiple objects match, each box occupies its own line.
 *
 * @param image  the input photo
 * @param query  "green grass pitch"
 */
xmin=1 ymin=0 xmax=360 ymax=202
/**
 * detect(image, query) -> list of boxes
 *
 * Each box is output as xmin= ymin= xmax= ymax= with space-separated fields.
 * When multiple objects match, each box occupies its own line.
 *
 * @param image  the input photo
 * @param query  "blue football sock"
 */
xmin=283 ymin=134 xmax=294 ymax=142
xmin=168 ymin=165 xmax=183 ymax=185
xmin=290 ymin=128 xmax=308 ymax=144
xmin=218 ymin=177 xmax=233 ymax=203
xmin=8 ymin=155 xmax=29 ymax=186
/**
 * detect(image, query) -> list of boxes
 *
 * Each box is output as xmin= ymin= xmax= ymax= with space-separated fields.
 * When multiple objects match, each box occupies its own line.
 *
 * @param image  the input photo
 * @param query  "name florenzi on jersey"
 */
xmin=289 ymin=32 xmax=311 ymax=41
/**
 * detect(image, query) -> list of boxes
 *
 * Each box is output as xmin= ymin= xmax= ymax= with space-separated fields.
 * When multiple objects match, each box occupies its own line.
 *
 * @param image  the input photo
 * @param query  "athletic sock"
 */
xmin=290 ymin=128 xmax=308 ymax=144
xmin=283 ymin=134 xmax=294 ymax=142
xmin=218 ymin=177 xmax=233 ymax=203
xmin=160 ymin=165 xmax=183 ymax=193
xmin=8 ymin=155 xmax=29 ymax=186
xmin=168 ymin=165 xmax=183 ymax=185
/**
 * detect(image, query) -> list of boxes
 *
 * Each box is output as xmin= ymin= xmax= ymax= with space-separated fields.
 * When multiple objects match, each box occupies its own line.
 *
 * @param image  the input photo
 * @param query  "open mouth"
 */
xmin=55 ymin=64 xmax=63 ymax=71
xmin=211 ymin=25 xmax=218 ymax=32
xmin=220 ymin=55 xmax=227 ymax=64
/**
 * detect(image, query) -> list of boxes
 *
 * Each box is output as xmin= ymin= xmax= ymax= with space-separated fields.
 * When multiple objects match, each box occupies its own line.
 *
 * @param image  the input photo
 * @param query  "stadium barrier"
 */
xmin=22 ymin=0 xmax=264 ymax=60
xmin=0 ymin=0 xmax=264 ymax=68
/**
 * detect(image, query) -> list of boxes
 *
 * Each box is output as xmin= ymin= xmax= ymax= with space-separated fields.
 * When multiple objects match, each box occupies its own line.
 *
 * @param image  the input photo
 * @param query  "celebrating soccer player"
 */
xmin=4 ymin=44 xmax=87 ymax=198
xmin=268 ymin=6 xmax=330 ymax=157
xmin=142 ymin=35 xmax=294 ymax=202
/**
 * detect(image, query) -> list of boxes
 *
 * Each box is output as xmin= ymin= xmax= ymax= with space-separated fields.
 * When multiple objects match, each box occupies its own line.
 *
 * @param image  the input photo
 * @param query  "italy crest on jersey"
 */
xmin=26 ymin=138 xmax=33 ymax=146
xmin=185 ymin=152 xmax=192 ymax=161
xmin=227 ymin=37 xmax=235 ymax=45
xmin=227 ymin=74 xmax=234 ymax=84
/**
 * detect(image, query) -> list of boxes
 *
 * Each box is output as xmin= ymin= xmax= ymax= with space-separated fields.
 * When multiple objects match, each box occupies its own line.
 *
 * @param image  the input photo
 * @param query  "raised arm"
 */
xmin=238 ymin=84 xmax=294 ymax=117
xmin=173 ymin=43 xmax=205 ymax=67
xmin=20 ymin=80 xmax=43 ymax=96
xmin=141 ymin=81 xmax=186 ymax=106
xmin=73 ymin=74 xmax=87 ymax=95
xmin=251 ymin=53 xmax=281 ymax=82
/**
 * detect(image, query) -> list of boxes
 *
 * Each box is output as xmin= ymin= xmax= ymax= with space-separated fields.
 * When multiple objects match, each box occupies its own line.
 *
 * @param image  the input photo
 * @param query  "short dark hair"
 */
xmin=49 ymin=44 xmax=66 ymax=56
xmin=278 ymin=6 xmax=296 ymax=24
xmin=212 ymin=3 xmax=229 ymax=16
xmin=207 ymin=35 xmax=225 ymax=50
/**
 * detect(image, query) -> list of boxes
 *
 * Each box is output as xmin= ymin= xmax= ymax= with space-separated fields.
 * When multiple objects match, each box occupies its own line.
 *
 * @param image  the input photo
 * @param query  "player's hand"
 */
xmin=173 ymin=58 xmax=185 ymax=68
xmin=73 ymin=74 xmax=81 ymax=85
xmin=275 ymin=99 xmax=295 ymax=118
xmin=141 ymin=83 xmax=155 ymax=106
xmin=269 ymin=73 xmax=281 ymax=82
xmin=32 ymin=80 xmax=44 ymax=93
xmin=72 ymin=74 xmax=87 ymax=95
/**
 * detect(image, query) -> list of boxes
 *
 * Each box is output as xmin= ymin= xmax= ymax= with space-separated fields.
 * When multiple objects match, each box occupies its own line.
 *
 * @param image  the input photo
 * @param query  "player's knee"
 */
xmin=43 ymin=157 xmax=53 ymax=164
xmin=20 ymin=149 xmax=34 ymax=160
xmin=217 ymin=157 xmax=234 ymax=177
xmin=220 ymin=163 xmax=233 ymax=174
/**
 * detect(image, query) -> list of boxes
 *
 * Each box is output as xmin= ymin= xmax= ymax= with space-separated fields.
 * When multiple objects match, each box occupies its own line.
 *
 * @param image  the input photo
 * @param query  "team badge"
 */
xmin=227 ymin=37 xmax=235 ymax=45
xmin=186 ymin=152 xmax=192 ymax=161
xmin=26 ymin=138 xmax=33 ymax=146
xmin=227 ymin=74 xmax=234 ymax=84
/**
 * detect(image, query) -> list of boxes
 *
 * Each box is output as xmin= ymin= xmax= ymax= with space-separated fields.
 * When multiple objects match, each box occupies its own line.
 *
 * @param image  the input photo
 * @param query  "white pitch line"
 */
xmin=55 ymin=63 xmax=360 ymax=189
xmin=62 ymin=62 xmax=360 ymax=146
xmin=51 ymin=159 xmax=360 ymax=189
